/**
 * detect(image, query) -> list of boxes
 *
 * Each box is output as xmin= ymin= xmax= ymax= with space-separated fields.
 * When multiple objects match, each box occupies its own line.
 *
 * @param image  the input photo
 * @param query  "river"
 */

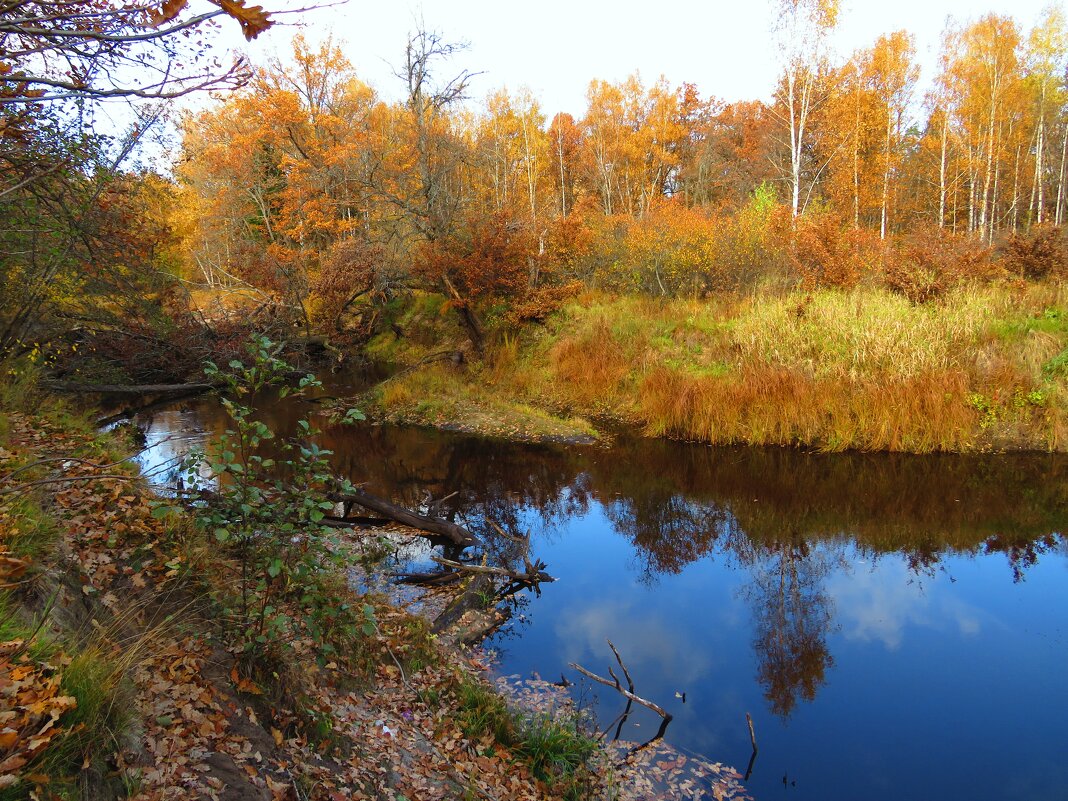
xmin=130 ymin=391 xmax=1068 ymax=801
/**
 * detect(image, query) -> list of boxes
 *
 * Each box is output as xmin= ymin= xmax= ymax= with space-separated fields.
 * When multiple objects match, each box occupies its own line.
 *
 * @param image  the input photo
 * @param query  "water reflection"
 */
xmin=133 ymin=397 xmax=1068 ymax=801
xmin=740 ymin=537 xmax=838 ymax=718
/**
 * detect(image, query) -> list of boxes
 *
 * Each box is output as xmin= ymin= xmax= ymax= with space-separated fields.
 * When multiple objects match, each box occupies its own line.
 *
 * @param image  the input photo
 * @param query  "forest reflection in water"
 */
xmin=134 ymin=397 xmax=1068 ymax=800
xmin=138 ymin=398 xmax=1068 ymax=720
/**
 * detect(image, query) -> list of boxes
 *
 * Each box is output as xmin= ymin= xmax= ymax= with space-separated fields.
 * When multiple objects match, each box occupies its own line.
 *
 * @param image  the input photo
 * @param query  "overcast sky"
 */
xmin=242 ymin=0 xmax=1061 ymax=117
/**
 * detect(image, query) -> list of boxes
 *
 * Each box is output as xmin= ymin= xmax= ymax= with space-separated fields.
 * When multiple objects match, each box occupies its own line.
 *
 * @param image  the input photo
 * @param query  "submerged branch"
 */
xmin=429 ymin=555 xmax=555 ymax=585
xmin=571 ymin=638 xmax=673 ymax=757
xmin=328 ymin=485 xmax=480 ymax=547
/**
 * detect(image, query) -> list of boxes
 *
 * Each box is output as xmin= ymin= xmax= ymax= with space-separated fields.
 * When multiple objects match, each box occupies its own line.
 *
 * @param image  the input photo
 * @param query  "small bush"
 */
xmin=885 ymin=226 xmax=996 ymax=302
xmin=179 ymin=336 xmax=366 ymax=666
xmin=778 ymin=212 xmax=860 ymax=290
xmin=1001 ymin=225 xmax=1067 ymax=280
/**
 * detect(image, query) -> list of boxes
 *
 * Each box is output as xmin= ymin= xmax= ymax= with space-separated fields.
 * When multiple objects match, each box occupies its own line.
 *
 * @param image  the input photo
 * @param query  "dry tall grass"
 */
xmin=534 ymin=284 xmax=1068 ymax=452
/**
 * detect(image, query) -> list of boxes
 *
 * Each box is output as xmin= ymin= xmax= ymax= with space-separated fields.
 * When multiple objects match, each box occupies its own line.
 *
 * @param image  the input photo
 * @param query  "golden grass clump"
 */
xmin=639 ymin=366 xmax=980 ymax=452
xmin=550 ymin=317 xmax=636 ymax=407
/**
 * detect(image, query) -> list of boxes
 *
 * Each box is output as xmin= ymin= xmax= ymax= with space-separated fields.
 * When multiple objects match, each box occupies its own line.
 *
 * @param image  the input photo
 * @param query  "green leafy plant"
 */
xmin=189 ymin=335 xmax=363 ymax=664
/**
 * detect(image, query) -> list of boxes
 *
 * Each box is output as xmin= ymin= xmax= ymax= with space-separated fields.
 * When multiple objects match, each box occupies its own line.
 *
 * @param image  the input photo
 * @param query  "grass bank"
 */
xmin=367 ymin=283 xmax=1068 ymax=452
xmin=362 ymin=293 xmax=600 ymax=444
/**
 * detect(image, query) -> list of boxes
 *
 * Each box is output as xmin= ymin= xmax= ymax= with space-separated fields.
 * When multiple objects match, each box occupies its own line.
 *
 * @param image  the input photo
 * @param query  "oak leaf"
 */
xmin=215 ymin=0 xmax=272 ymax=40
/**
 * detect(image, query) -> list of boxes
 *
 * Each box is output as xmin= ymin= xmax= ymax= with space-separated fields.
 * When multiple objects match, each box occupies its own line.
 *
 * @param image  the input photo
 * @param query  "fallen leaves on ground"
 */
xmin=0 ymin=408 xmax=751 ymax=800
xmin=0 ymin=641 xmax=77 ymax=789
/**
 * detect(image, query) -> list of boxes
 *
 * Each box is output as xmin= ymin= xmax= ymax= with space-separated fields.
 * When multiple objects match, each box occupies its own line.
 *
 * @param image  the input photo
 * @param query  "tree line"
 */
xmin=173 ymin=3 xmax=1068 ymax=345
xmin=5 ymin=0 xmax=1068 ymax=368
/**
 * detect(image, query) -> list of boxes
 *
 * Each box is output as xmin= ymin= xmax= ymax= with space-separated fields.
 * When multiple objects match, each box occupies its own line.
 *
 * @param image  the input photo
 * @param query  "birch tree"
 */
xmin=771 ymin=0 xmax=840 ymax=218
xmin=1024 ymin=6 xmax=1068 ymax=225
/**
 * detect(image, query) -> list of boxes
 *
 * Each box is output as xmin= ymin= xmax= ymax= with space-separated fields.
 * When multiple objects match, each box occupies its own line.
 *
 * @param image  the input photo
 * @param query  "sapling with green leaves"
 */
xmin=184 ymin=335 xmax=365 ymax=664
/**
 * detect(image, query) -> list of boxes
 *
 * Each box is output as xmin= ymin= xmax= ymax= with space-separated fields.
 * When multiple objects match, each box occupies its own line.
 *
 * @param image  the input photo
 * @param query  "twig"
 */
xmin=571 ymin=639 xmax=674 ymax=758
xmin=487 ymin=518 xmax=527 ymax=543
xmin=427 ymin=490 xmax=458 ymax=512
xmin=744 ymin=712 xmax=759 ymax=781
xmin=608 ymin=639 xmax=635 ymax=693
xmin=0 ymin=434 xmax=179 ymax=484
xmin=0 ymin=474 xmax=136 ymax=496
xmin=570 ymin=662 xmax=672 ymax=721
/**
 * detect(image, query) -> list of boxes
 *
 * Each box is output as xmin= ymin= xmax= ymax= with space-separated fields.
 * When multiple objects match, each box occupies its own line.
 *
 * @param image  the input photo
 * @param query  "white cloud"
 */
xmin=826 ymin=559 xmax=986 ymax=650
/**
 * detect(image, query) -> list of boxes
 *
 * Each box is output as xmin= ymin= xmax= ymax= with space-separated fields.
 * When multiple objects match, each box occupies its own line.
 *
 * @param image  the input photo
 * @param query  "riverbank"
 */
xmin=363 ymin=283 xmax=1068 ymax=453
xmin=0 ymin=375 xmax=594 ymax=800
xmin=0 ymin=371 xmax=753 ymax=800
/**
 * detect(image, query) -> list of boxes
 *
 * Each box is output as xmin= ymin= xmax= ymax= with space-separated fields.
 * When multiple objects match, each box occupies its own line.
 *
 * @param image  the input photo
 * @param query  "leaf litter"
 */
xmin=1 ymin=408 xmax=751 ymax=800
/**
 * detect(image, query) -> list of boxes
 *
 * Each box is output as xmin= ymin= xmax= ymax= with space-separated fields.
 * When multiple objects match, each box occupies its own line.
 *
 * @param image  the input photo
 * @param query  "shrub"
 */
xmin=1001 ymin=225 xmax=1067 ymax=280
xmin=775 ymin=212 xmax=860 ymax=290
xmin=177 ymin=335 xmax=365 ymax=666
xmin=309 ymin=238 xmax=383 ymax=332
xmin=885 ymin=226 xmax=995 ymax=303
xmin=709 ymin=185 xmax=786 ymax=292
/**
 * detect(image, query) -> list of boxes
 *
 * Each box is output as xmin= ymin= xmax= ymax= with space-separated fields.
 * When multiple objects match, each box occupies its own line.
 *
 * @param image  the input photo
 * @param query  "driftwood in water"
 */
xmin=43 ymin=380 xmax=218 ymax=397
xmin=572 ymin=639 xmax=673 ymax=756
xmin=430 ymin=555 xmax=554 ymax=586
xmin=328 ymin=486 xmax=480 ymax=548
xmin=744 ymin=712 xmax=759 ymax=781
xmin=392 ymin=555 xmax=555 ymax=589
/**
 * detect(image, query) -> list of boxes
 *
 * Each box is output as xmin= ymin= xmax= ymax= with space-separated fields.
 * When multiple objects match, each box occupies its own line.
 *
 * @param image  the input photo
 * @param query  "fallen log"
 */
xmin=429 ymin=556 xmax=554 ymax=586
xmin=431 ymin=573 xmax=499 ymax=638
xmin=43 ymin=380 xmax=219 ymax=396
xmin=392 ymin=570 xmax=463 ymax=587
xmin=328 ymin=486 xmax=480 ymax=548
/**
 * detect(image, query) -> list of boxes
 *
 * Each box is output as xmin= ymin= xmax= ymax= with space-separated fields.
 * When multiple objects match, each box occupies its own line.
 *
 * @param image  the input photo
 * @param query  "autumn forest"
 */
xmin=3 ymin=0 xmax=1068 ymax=799
xmin=174 ymin=8 xmax=1068 ymax=318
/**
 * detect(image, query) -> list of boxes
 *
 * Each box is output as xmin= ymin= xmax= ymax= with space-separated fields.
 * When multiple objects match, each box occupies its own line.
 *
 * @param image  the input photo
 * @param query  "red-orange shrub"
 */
xmin=1000 ymin=225 xmax=1067 ymax=280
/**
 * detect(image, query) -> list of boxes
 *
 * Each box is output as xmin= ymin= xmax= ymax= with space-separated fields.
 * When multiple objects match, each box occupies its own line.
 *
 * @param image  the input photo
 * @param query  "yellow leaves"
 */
xmin=215 ymin=0 xmax=272 ymax=41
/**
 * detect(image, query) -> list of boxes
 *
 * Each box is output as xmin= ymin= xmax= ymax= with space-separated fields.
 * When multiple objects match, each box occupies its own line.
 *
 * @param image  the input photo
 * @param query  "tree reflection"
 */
xmin=139 ymin=399 xmax=1068 ymax=722
xmin=983 ymin=532 xmax=1065 ymax=583
xmin=604 ymin=492 xmax=727 ymax=580
xmin=741 ymin=535 xmax=838 ymax=719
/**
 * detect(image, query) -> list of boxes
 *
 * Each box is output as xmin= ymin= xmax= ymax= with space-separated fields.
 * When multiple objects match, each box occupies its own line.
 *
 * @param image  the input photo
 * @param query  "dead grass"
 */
xmin=537 ymin=284 xmax=1068 ymax=452
xmin=369 ymin=282 xmax=1068 ymax=452
xmin=639 ymin=366 xmax=979 ymax=451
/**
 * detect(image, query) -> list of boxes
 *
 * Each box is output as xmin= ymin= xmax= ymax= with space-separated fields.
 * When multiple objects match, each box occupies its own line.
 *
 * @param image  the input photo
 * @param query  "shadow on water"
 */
xmin=133 ymin=394 xmax=1068 ymax=801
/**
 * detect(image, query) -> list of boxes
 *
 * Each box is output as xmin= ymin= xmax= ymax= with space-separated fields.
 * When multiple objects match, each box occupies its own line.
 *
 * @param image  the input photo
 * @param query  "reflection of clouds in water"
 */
xmin=827 ymin=559 xmax=983 ymax=649
xmin=134 ymin=408 xmax=215 ymax=489
xmin=554 ymin=599 xmax=714 ymax=687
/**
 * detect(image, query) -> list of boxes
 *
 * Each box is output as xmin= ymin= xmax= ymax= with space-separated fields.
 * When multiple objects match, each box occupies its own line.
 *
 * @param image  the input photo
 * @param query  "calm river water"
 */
xmin=132 ymin=393 xmax=1068 ymax=801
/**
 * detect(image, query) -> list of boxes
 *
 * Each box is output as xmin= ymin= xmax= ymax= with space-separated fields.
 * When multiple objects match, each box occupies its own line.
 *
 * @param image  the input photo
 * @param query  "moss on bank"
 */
xmin=367 ymin=283 xmax=1068 ymax=453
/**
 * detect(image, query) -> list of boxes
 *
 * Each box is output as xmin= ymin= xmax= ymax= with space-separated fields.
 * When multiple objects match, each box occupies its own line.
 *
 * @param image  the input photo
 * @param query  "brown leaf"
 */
xmin=0 ymin=555 xmax=29 ymax=584
xmin=215 ymin=0 xmax=272 ymax=40
xmin=236 ymin=677 xmax=263 ymax=695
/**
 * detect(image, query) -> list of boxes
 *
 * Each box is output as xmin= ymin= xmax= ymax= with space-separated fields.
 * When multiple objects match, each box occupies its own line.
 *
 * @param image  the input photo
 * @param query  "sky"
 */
xmin=239 ymin=0 xmax=1062 ymax=117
